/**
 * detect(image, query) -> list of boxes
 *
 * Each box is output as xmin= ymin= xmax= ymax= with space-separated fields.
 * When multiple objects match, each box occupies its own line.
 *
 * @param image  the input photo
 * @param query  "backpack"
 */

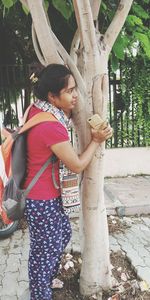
xmin=0 ymin=111 xmax=57 ymax=224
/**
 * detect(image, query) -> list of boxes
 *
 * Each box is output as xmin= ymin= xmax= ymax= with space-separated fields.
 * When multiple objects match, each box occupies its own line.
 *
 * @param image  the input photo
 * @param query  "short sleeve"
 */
xmin=38 ymin=121 xmax=69 ymax=147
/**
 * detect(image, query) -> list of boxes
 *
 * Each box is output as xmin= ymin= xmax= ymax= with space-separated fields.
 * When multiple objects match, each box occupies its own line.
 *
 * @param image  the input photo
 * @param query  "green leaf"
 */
xmin=101 ymin=2 xmax=107 ymax=11
xmin=44 ymin=0 xmax=49 ymax=11
xmin=22 ymin=4 xmax=29 ymax=15
xmin=127 ymin=15 xmax=143 ymax=27
xmin=112 ymin=35 xmax=128 ymax=60
xmin=134 ymin=32 xmax=150 ymax=58
xmin=132 ymin=3 xmax=149 ymax=20
xmin=2 ymin=0 xmax=13 ymax=8
xmin=52 ymin=0 xmax=74 ymax=20
xmin=110 ymin=54 xmax=119 ymax=72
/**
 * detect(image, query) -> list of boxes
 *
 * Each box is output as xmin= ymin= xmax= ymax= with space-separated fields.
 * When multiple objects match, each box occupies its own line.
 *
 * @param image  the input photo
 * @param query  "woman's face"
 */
xmin=49 ymin=75 xmax=78 ymax=115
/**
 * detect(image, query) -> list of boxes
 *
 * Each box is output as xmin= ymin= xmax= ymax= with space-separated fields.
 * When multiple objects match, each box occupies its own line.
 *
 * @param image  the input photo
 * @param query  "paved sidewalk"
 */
xmin=110 ymin=216 xmax=150 ymax=286
xmin=105 ymin=175 xmax=150 ymax=216
xmin=0 ymin=175 xmax=150 ymax=299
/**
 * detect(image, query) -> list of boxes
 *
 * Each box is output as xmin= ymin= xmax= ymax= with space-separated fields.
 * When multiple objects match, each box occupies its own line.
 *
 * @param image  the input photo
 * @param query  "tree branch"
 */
xmin=104 ymin=0 xmax=134 ymax=54
xmin=42 ymin=6 xmax=86 ymax=97
xmin=70 ymin=1 xmax=102 ymax=63
xmin=32 ymin=25 xmax=48 ymax=66
xmin=90 ymin=0 xmax=102 ymax=21
xmin=70 ymin=29 xmax=80 ymax=64
xmin=73 ymin=0 xmax=97 ymax=52
xmin=26 ymin=0 xmax=61 ymax=64
xmin=51 ymin=33 xmax=86 ymax=97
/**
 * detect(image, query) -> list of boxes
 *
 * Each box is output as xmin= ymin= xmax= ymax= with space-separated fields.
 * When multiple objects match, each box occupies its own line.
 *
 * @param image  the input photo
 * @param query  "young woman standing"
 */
xmin=24 ymin=64 xmax=112 ymax=300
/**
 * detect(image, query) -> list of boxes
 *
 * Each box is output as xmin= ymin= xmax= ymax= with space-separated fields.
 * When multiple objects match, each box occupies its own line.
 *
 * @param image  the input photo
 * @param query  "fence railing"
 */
xmin=0 ymin=64 xmax=149 ymax=147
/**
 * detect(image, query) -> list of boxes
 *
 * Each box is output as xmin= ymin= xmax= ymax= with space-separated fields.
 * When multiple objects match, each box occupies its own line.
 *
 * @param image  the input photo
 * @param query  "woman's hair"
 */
xmin=30 ymin=64 xmax=73 ymax=101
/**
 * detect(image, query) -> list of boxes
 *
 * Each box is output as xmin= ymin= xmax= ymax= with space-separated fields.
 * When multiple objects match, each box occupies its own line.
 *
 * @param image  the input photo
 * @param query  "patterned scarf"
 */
xmin=34 ymin=99 xmax=71 ymax=131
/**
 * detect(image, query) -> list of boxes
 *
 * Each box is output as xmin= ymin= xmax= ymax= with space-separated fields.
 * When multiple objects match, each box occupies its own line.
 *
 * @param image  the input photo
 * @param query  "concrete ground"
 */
xmin=0 ymin=175 xmax=150 ymax=299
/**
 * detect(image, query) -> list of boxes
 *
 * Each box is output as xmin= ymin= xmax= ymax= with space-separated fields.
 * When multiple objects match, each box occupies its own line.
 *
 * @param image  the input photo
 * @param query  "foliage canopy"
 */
xmin=0 ymin=0 xmax=150 ymax=67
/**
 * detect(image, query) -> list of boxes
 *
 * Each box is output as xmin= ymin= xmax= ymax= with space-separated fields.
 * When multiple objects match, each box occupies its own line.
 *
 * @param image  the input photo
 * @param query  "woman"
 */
xmin=24 ymin=63 xmax=112 ymax=300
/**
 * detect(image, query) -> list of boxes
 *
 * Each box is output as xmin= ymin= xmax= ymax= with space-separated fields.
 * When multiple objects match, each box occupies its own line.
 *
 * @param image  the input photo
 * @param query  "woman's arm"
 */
xmin=51 ymin=126 xmax=113 ymax=174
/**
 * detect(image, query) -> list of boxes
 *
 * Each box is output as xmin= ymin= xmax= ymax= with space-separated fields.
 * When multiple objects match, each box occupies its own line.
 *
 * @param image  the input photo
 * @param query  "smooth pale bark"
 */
xmin=90 ymin=0 xmax=102 ymax=20
xmin=19 ymin=0 xmax=134 ymax=297
xmin=70 ymin=29 xmax=80 ymax=65
xmin=77 ymin=43 xmax=111 ymax=295
xmin=104 ymin=0 xmax=134 ymax=53
xmin=73 ymin=0 xmax=97 ymax=53
xmin=26 ymin=0 xmax=61 ymax=64
xmin=32 ymin=25 xmax=46 ymax=66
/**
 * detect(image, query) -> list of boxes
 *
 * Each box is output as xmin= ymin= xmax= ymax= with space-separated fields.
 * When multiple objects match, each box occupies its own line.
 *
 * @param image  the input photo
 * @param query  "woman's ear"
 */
xmin=48 ymin=91 xmax=55 ymax=104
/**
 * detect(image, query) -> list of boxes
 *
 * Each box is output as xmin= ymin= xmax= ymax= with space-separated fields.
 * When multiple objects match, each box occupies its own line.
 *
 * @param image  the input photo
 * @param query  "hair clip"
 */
xmin=30 ymin=73 xmax=38 ymax=83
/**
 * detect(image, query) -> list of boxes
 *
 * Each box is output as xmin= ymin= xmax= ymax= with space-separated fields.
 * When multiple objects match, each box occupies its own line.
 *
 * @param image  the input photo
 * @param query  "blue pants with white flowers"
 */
xmin=25 ymin=197 xmax=72 ymax=300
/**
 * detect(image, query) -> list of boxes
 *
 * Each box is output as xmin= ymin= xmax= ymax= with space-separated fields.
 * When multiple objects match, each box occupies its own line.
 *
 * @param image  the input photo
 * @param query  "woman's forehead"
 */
xmin=67 ymin=75 xmax=76 ymax=88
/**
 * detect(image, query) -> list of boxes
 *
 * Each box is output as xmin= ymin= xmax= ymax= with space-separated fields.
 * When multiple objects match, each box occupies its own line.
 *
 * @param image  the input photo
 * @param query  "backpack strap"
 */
xmin=22 ymin=104 xmax=34 ymax=124
xmin=23 ymin=155 xmax=58 ymax=197
xmin=19 ymin=111 xmax=60 ymax=192
xmin=20 ymin=111 xmax=60 ymax=193
xmin=19 ymin=112 xmax=58 ymax=135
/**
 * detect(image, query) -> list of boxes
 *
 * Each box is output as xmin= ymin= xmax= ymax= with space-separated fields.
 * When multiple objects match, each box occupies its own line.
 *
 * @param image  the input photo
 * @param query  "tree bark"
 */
xmin=104 ymin=0 xmax=134 ymax=54
xmin=90 ymin=0 xmax=102 ymax=20
xmin=26 ymin=0 xmax=61 ymax=64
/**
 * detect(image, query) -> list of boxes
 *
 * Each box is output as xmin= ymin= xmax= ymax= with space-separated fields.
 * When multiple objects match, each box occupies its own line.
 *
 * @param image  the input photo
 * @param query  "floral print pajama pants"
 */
xmin=25 ymin=197 xmax=72 ymax=300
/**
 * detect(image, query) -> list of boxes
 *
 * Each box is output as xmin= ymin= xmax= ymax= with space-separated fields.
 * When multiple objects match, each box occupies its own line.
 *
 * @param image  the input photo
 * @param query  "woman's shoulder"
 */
xmin=28 ymin=104 xmax=42 ymax=118
xmin=27 ymin=105 xmax=69 ymax=139
xmin=37 ymin=120 xmax=69 ymax=145
xmin=39 ymin=119 xmax=66 ymax=130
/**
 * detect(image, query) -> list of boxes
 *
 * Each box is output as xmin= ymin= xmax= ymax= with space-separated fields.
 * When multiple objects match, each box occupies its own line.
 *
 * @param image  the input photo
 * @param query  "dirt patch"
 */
xmin=53 ymin=251 xmax=150 ymax=300
xmin=108 ymin=216 xmax=131 ymax=235
xmin=18 ymin=216 xmax=150 ymax=299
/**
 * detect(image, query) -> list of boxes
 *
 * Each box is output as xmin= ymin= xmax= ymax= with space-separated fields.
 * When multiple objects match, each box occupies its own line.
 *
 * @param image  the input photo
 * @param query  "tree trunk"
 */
xmin=80 ymin=151 xmax=111 ymax=294
xmin=77 ymin=51 xmax=111 ymax=296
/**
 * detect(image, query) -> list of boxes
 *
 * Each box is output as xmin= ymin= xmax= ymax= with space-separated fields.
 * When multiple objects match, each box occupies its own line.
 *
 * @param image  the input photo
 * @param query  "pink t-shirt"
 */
xmin=23 ymin=106 xmax=69 ymax=200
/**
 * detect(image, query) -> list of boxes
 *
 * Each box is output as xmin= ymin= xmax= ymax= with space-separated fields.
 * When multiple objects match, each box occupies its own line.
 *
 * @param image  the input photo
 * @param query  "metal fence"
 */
xmin=108 ymin=70 xmax=149 ymax=148
xmin=0 ymin=64 xmax=149 ymax=147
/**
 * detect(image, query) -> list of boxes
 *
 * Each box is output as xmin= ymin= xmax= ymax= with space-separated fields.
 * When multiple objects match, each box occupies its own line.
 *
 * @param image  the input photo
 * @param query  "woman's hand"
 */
xmin=91 ymin=124 xmax=113 ymax=143
xmin=51 ymin=124 xmax=113 ymax=173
